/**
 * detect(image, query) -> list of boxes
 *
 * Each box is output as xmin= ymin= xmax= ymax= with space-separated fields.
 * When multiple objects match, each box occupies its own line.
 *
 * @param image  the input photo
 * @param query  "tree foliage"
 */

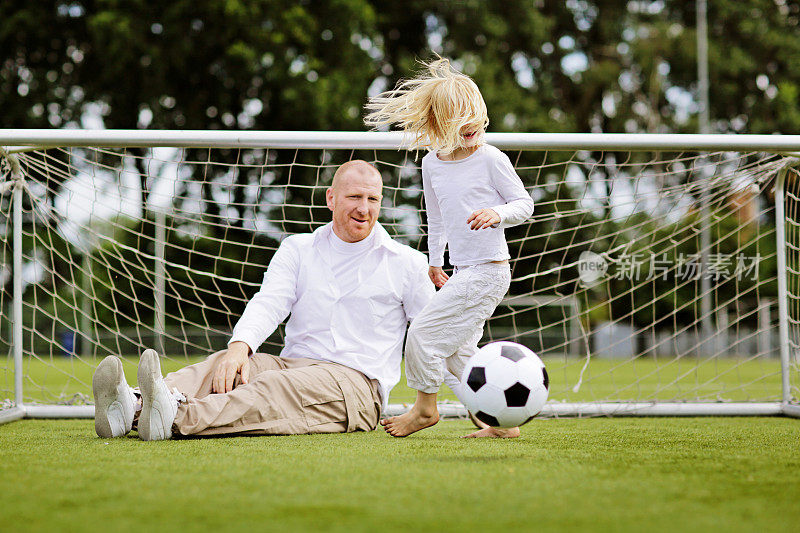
xmin=2 ymin=0 xmax=796 ymax=338
xmin=4 ymin=1 xmax=800 ymax=134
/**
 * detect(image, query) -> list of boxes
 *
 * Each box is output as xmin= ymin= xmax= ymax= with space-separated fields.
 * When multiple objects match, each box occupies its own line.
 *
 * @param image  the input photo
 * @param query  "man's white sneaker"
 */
xmin=137 ymin=348 xmax=179 ymax=441
xmin=92 ymin=355 xmax=137 ymax=438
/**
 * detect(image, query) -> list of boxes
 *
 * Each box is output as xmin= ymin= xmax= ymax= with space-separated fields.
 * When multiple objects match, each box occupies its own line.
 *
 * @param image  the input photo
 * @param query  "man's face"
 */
xmin=326 ymin=168 xmax=382 ymax=242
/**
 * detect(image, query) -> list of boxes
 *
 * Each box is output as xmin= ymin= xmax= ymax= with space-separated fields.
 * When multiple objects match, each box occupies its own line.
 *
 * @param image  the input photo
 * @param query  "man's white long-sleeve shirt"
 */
xmin=228 ymin=222 xmax=434 ymax=409
xmin=422 ymin=144 xmax=534 ymax=267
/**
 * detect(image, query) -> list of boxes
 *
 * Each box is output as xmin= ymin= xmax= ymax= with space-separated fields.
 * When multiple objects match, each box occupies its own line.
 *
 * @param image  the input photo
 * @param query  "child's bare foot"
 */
xmin=464 ymin=411 xmax=520 ymax=438
xmin=381 ymin=405 xmax=439 ymax=437
xmin=462 ymin=426 xmax=520 ymax=438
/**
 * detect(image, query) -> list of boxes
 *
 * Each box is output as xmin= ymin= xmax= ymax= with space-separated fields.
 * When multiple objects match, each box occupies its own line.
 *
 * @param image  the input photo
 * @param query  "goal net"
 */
xmin=1 ymin=132 xmax=798 ymax=419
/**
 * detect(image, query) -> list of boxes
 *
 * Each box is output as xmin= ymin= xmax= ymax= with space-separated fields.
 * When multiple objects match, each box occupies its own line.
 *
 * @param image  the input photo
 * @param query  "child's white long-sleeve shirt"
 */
xmin=421 ymin=144 xmax=534 ymax=268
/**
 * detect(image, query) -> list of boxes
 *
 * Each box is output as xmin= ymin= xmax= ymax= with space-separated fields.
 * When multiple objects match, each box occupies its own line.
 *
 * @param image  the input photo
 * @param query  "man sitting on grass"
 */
xmin=92 ymin=160 xmax=436 ymax=440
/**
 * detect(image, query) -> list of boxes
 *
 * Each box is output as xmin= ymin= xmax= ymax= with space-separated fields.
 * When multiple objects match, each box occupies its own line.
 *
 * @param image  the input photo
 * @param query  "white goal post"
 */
xmin=1 ymin=130 xmax=799 ymax=423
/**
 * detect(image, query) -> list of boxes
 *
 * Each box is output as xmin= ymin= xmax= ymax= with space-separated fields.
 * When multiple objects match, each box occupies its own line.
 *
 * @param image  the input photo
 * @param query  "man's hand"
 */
xmin=428 ymin=266 xmax=449 ymax=288
xmin=467 ymin=208 xmax=500 ymax=230
xmin=212 ymin=341 xmax=251 ymax=394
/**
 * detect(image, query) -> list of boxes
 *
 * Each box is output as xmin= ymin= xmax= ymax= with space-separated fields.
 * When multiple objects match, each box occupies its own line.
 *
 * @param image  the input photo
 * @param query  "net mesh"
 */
xmin=0 ymin=144 xmax=796 ymax=409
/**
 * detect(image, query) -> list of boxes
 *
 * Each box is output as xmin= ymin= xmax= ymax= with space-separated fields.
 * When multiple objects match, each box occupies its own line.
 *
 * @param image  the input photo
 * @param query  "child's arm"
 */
xmin=422 ymin=164 xmax=447 ymax=268
xmin=488 ymin=152 xmax=534 ymax=228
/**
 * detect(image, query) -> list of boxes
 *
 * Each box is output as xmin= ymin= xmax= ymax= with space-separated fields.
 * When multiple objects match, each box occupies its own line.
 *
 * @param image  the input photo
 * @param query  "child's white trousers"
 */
xmin=405 ymin=262 xmax=511 ymax=394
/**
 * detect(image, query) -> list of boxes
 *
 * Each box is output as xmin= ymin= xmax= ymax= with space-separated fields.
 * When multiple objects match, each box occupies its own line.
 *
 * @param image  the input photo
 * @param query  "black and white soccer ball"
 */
xmin=459 ymin=341 xmax=549 ymax=428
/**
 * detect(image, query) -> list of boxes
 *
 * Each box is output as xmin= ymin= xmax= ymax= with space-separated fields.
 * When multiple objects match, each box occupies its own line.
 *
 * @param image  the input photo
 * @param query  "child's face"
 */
xmin=459 ymin=123 xmax=484 ymax=148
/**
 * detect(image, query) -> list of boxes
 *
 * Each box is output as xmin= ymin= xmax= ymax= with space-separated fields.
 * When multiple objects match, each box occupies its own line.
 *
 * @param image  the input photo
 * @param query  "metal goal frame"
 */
xmin=1 ymin=129 xmax=799 ymax=423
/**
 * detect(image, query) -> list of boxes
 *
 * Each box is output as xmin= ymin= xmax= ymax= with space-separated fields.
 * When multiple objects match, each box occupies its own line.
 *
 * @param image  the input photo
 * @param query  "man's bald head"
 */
xmin=326 ymin=160 xmax=383 ymax=242
xmin=331 ymin=160 xmax=382 ymax=191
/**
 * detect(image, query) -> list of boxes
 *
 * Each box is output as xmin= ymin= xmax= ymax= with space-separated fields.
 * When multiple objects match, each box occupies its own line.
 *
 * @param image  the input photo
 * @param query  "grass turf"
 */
xmin=1 ymin=417 xmax=798 ymax=532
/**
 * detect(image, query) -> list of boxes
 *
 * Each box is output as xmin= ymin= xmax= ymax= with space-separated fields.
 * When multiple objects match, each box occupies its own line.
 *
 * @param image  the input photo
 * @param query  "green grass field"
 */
xmin=1 ymin=417 xmax=798 ymax=532
xmin=1 ymin=354 xmax=786 ymax=405
xmin=2 ymin=355 xmax=799 ymax=531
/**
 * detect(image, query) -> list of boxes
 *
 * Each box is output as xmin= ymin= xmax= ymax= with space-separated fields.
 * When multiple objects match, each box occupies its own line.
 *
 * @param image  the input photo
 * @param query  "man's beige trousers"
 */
xmin=163 ymin=350 xmax=381 ymax=436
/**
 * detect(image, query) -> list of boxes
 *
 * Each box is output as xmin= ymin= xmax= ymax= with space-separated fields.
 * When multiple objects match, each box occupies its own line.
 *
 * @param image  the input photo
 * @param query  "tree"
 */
xmin=2 ymin=0 xmax=797 ymax=341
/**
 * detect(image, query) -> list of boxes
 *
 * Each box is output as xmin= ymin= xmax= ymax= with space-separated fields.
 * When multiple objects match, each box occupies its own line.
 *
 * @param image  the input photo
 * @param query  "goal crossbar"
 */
xmin=2 ymin=129 xmax=800 ymax=152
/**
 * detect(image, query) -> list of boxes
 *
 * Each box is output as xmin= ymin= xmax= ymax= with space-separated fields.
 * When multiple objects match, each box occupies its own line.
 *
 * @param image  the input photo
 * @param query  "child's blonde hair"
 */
xmin=364 ymin=56 xmax=489 ymax=154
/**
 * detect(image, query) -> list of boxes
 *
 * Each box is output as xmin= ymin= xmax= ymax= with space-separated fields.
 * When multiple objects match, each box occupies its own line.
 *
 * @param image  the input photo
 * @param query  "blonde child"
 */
xmin=365 ymin=57 xmax=534 ymax=437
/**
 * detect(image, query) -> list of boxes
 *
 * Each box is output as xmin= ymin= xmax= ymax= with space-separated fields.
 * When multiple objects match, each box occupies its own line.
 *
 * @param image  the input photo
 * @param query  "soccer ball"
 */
xmin=459 ymin=341 xmax=549 ymax=428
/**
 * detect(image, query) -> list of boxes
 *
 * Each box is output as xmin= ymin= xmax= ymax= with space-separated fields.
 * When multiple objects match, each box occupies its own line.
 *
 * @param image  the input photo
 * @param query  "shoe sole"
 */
xmin=137 ymin=348 xmax=170 ymax=441
xmin=92 ymin=356 xmax=130 ymax=438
